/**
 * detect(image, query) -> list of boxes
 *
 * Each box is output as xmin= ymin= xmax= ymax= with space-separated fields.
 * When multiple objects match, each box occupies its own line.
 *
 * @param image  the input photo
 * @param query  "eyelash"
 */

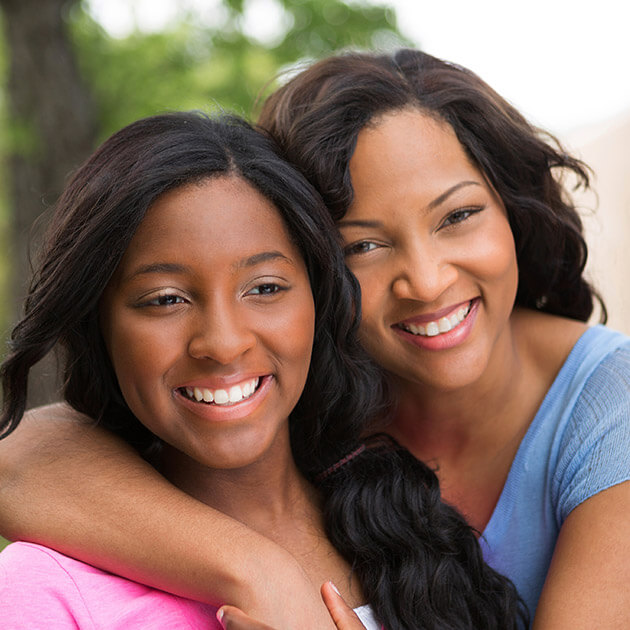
xmin=142 ymin=293 xmax=186 ymax=307
xmin=246 ymin=283 xmax=286 ymax=296
xmin=440 ymin=206 xmax=484 ymax=229
xmin=343 ymin=241 xmax=381 ymax=257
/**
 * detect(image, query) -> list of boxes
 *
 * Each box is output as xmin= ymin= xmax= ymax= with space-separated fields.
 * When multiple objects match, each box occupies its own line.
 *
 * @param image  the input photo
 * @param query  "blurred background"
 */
xmin=0 ymin=0 xmax=627 ymax=422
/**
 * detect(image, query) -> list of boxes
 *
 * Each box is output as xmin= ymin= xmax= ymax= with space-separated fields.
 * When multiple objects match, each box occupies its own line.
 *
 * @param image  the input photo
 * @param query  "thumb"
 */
xmin=216 ymin=605 xmax=276 ymax=630
xmin=320 ymin=582 xmax=367 ymax=629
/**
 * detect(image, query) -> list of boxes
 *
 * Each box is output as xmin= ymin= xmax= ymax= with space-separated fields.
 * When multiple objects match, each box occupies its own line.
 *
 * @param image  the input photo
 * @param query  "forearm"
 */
xmin=0 ymin=404 xmax=334 ymax=627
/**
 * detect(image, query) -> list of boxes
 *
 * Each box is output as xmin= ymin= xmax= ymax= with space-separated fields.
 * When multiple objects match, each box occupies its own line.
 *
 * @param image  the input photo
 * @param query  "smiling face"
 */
xmin=339 ymin=109 xmax=518 ymax=394
xmin=100 ymin=176 xmax=315 ymax=473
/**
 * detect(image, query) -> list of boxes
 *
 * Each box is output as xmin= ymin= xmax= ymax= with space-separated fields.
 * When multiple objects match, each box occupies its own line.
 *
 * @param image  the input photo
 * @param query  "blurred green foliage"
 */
xmin=70 ymin=0 xmax=408 ymax=139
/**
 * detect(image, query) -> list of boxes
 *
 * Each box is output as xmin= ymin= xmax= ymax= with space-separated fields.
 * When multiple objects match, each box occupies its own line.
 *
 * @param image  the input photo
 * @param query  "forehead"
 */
xmin=118 ymin=175 xmax=302 ymax=272
xmin=349 ymin=109 xmax=484 ymax=202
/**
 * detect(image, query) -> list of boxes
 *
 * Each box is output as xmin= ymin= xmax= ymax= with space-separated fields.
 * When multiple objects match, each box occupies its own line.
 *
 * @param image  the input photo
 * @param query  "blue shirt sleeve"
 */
xmin=553 ymin=345 xmax=630 ymax=523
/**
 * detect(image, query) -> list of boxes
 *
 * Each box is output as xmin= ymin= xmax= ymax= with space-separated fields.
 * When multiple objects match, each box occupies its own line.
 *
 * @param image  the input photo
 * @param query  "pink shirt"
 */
xmin=0 ymin=542 xmax=219 ymax=629
xmin=0 ymin=541 xmax=381 ymax=629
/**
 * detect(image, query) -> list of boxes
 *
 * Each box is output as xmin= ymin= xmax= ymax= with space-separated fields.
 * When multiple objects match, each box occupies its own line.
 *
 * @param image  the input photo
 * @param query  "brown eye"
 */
xmin=146 ymin=293 xmax=185 ymax=307
xmin=344 ymin=241 xmax=380 ymax=256
xmin=441 ymin=207 xmax=483 ymax=229
xmin=247 ymin=283 xmax=284 ymax=296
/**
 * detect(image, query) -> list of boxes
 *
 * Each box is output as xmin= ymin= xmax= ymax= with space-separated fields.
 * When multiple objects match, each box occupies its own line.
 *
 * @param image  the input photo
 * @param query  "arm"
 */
xmin=534 ymin=481 xmax=630 ymax=629
xmin=0 ymin=403 xmax=335 ymax=629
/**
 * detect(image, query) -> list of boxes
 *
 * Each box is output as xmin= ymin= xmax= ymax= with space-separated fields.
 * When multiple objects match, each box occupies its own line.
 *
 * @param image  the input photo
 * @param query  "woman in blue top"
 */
xmin=1 ymin=49 xmax=629 ymax=628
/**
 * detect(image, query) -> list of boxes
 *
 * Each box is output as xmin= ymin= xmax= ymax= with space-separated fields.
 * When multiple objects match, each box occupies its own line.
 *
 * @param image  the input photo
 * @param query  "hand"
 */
xmin=216 ymin=605 xmax=275 ymax=630
xmin=215 ymin=582 xmax=367 ymax=630
xmin=320 ymin=582 xmax=367 ymax=629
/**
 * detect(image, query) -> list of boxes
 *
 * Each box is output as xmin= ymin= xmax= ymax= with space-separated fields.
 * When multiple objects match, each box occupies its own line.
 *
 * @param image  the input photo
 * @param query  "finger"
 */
xmin=320 ymin=582 xmax=367 ymax=629
xmin=216 ymin=605 xmax=277 ymax=630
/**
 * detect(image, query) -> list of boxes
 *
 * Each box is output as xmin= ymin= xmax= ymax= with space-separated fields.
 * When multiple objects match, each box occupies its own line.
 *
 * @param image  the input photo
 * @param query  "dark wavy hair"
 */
xmin=259 ymin=48 xmax=605 ymax=322
xmin=1 ymin=112 xmax=526 ymax=629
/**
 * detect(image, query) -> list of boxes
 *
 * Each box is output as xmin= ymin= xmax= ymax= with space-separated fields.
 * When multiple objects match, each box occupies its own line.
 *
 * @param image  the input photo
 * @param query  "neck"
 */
xmin=160 ymin=439 xmax=321 ymax=545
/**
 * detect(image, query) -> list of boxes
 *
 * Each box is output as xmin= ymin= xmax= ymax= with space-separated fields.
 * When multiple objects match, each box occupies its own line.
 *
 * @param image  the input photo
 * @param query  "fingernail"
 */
xmin=329 ymin=581 xmax=341 ymax=596
xmin=216 ymin=607 xmax=225 ymax=623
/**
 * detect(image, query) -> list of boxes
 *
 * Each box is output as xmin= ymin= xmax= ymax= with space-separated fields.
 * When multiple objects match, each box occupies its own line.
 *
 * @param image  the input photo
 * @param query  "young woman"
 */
xmin=0 ymin=111 xmax=525 ymax=629
xmin=2 ymin=49 xmax=629 ymax=627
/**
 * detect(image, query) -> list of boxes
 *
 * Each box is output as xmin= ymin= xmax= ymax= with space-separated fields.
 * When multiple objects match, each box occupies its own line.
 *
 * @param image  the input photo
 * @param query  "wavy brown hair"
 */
xmin=259 ymin=48 xmax=604 ymax=322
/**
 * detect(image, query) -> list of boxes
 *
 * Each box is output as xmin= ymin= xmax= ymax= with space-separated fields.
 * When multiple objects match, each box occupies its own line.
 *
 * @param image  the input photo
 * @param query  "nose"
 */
xmin=391 ymin=243 xmax=458 ymax=303
xmin=187 ymin=301 xmax=256 ymax=365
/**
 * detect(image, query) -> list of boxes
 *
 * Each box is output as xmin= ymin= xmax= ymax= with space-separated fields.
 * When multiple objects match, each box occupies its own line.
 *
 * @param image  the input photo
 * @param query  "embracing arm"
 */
xmin=0 ymin=403 xmax=335 ymax=629
xmin=533 ymin=481 xmax=630 ymax=629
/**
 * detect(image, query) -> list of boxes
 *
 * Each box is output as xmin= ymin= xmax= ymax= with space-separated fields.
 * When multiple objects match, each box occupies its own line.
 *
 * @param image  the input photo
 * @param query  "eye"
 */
xmin=246 ymin=283 xmax=284 ymax=296
xmin=439 ymin=206 xmax=483 ymax=229
xmin=144 ymin=293 xmax=186 ymax=307
xmin=343 ymin=241 xmax=381 ymax=256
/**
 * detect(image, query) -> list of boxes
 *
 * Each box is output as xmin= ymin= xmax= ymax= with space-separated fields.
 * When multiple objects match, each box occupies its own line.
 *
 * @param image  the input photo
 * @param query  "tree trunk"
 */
xmin=0 ymin=0 xmax=97 ymax=407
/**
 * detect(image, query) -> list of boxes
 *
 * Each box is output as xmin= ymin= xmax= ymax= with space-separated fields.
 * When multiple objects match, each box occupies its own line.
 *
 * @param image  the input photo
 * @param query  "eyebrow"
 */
xmin=232 ymin=251 xmax=293 ymax=270
xmin=125 ymin=251 xmax=293 ymax=282
xmin=127 ymin=262 xmax=188 ymax=280
xmin=427 ymin=181 xmax=481 ymax=210
xmin=336 ymin=218 xmax=383 ymax=229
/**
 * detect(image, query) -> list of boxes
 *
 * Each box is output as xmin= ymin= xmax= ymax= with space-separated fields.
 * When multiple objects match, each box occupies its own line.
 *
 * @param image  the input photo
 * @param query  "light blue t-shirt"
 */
xmin=479 ymin=325 xmax=630 ymax=623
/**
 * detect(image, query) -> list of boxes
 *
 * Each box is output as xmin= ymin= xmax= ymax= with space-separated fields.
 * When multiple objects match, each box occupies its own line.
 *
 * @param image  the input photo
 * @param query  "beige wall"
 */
xmin=566 ymin=111 xmax=630 ymax=335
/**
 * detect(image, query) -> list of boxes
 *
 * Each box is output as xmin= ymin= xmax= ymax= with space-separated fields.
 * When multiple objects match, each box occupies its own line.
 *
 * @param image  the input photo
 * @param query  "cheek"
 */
xmin=290 ymin=297 xmax=316 ymax=375
xmin=352 ymin=272 xmax=391 ymax=359
xmin=466 ymin=218 xmax=518 ymax=298
xmin=103 ymin=315 xmax=172 ymax=411
xmin=350 ymin=269 xmax=382 ymax=330
xmin=263 ymin=291 xmax=315 ymax=381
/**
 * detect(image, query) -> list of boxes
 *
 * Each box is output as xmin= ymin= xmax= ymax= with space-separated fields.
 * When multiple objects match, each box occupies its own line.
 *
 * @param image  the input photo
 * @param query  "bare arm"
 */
xmin=533 ymin=482 xmax=630 ymax=629
xmin=0 ymin=403 xmax=335 ymax=629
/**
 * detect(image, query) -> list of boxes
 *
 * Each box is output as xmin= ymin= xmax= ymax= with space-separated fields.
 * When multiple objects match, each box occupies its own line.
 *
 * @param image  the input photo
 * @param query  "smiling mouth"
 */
xmin=179 ymin=377 xmax=261 ymax=406
xmin=398 ymin=300 xmax=473 ymax=337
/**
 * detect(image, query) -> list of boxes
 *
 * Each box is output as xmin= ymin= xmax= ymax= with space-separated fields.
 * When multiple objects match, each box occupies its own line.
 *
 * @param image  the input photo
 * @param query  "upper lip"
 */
xmin=393 ymin=298 xmax=475 ymax=327
xmin=177 ymin=374 xmax=267 ymax=390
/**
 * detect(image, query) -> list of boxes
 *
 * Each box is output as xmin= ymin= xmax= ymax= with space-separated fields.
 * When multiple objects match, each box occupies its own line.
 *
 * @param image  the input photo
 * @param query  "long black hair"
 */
xmin=259 ymin=48 xmax=605 ymax=323
xmin=1 ymin=111 xmax=526 ymax=629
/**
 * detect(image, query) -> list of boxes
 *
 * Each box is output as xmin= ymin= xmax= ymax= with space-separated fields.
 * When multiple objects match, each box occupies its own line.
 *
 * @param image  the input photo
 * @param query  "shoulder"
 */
xmin=512 ymin=309 xmax=588 ymax=388
xmin=0 ymin=542 xmax=219 ymax=629
xmin=0 ymin=542 xmax=93 ymax=627
xmin=0 ymin=540 xmax=80 ymax=577
xmin=550 ymin=327 xmax=630 ymax=519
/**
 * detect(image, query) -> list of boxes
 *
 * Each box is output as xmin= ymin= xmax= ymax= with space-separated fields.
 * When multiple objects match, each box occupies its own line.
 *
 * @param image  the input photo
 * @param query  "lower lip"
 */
xmin=174 ymin=375 xmax=273 ymax=422
xmin=393 ymin=299 xmax=479 ymax=351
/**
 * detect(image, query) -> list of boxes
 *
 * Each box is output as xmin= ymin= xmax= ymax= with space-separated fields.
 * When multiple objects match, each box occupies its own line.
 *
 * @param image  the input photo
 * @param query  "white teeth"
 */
xmin=213 ymin=389 xmax=229 ymax=404
xmin=182 ymin=378 xmax=260 ymax=406
xmin=402 ymin=302 xmax=472 ymax=338
xmin=438 ymin=317 xmax=452 ymax=333
xmin=228 ymin=386 xmax=243 ymax=403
